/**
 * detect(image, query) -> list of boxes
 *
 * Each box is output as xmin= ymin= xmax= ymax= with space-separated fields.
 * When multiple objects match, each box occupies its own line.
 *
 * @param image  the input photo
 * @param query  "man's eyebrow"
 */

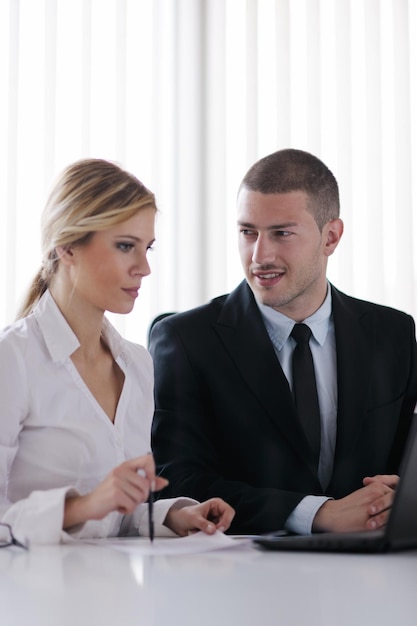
xmin=237 ymin=221 xmax=298 ymax=229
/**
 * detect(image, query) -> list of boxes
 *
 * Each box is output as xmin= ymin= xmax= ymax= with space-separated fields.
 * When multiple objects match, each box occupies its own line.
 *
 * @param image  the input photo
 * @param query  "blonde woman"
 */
xmin=0 ymin=159 xmax=234 ymax=544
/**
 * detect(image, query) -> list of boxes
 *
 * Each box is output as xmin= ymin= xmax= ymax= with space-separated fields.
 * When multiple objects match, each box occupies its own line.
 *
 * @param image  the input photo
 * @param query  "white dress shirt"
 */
xmin=0 ymin=290 xmax=192 ymax=544
xmin=257 ymin=285 xmax=337 ymax=533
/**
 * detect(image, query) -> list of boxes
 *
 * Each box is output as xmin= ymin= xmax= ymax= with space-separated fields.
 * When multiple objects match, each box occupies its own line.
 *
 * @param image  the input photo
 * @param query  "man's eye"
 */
xmin=275 ymin=231 xmax=291 ymax=237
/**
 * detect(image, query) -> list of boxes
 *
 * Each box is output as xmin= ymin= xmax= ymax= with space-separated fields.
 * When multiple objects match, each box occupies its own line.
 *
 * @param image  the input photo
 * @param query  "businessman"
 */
xmin=149 ymin=148 xmax=417 ymax=535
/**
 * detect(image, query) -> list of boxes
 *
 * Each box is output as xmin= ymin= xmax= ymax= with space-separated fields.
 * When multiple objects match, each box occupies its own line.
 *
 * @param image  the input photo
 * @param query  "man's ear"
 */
xmin=323 ymin=218 xmax=343 ymax=257
xmin=55 ymin=245 xmax=75 ymax=266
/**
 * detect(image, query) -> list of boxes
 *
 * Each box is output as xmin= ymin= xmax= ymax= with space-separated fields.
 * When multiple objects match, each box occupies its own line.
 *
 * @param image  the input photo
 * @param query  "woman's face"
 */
xmin=67 ymin=207 xmax=156 ymax=315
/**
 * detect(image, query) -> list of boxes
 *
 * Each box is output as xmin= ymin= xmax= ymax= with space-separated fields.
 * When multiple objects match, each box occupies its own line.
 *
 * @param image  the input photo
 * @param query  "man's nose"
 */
xmin=252 ymin=234 xmax=275 ymax=264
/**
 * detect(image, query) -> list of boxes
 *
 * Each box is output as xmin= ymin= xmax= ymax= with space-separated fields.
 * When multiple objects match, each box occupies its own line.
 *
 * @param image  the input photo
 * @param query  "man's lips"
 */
xmin=253 ymin=272 xmax=283 ymax=279
xmin=251 ymin=270 xmax=285 ymax=286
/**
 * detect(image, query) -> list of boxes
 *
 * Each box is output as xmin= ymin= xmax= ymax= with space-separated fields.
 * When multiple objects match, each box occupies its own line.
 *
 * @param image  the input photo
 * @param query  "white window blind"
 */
xmin=1 ymin=0 xmax=416 ymax=345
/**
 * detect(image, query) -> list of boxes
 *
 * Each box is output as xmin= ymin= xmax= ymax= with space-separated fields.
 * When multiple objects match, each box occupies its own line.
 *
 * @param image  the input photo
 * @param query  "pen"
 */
xmin=141 ymin=452 xmax=155 ymax=543
xmin=148 ymin=480 xmax=155 ymax=543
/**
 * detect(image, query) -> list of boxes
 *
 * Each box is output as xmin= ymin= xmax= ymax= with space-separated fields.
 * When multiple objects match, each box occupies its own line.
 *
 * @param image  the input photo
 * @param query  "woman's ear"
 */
xmin=55 ymin=245 xmax=75 ymax=265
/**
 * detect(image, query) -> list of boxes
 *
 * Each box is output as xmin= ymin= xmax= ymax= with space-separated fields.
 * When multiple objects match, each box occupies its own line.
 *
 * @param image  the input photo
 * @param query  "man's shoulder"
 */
xmin=165 ymin=281 xmax=251 ymax=326
xmin=331 ymin=285 xmax=414 ymax=324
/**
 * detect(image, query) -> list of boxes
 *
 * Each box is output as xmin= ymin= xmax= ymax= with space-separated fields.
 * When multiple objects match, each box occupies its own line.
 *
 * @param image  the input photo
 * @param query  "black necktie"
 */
xmin=290 ymin=323 xmax=321 ymax=466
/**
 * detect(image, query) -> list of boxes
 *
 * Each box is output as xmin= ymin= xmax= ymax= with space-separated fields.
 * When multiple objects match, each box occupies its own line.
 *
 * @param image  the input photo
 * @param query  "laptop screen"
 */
xmin=386 ymin=414 xmax=417 ymax=549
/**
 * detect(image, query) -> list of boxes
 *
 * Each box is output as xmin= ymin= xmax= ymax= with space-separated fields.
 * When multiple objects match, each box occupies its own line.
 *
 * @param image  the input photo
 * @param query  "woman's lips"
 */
xmin=122 ymin=288 xmax=139 ymax=299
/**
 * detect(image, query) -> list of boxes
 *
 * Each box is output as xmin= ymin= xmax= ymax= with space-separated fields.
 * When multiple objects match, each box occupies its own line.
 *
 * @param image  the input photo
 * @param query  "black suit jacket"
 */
xmin=150 ymin=281 xmax=417 ymax=534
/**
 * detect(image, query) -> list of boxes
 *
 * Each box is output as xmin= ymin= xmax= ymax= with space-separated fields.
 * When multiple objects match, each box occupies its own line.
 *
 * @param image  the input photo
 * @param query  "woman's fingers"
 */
xmin=163 ymin=498 xmax=235 ymax=536
xmin=201 ymin=497 xmax=236 ymax=531
xmin=101 ymin=454 xmax=159 ymax=514
xmin=65 ymin=454 xmax=170 ymax=524
xmin=154 ymin=476 xmax=169 ymax=492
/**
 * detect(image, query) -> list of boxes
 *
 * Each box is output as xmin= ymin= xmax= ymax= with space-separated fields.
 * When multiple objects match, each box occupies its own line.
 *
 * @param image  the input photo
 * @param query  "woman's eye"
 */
xmin=117 ymin=242 xmax=134 ymax=252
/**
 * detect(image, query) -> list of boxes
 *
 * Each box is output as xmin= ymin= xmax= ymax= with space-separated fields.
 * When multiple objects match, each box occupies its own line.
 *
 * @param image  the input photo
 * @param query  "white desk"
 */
xmin=1 ymin=540 xmax=417 ymax=626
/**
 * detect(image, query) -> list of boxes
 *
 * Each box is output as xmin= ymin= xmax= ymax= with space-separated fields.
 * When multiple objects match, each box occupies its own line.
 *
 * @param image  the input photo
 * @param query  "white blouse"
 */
xmin=0 ymin=290 xmax=190 ymax=544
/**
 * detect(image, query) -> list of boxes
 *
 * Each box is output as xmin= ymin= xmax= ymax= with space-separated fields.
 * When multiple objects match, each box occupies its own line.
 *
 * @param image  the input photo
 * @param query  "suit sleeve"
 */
xmin=387 ymin=313 xmax=417 ymax=472
xmin=149 ymin=316 xmax=307 ymax=534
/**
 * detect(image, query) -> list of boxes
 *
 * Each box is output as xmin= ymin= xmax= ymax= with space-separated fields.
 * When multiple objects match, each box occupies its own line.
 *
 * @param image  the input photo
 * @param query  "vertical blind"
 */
xmin=1 ymin=0 xmax=416 ymax=345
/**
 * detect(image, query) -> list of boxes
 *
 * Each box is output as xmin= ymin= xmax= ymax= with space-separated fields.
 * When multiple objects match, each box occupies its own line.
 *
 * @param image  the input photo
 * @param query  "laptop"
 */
xmin=254 ymin=415 xmax=417 ymax=553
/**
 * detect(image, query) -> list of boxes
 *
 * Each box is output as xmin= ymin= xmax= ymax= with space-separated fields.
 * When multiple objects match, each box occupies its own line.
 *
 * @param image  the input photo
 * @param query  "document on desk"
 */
xmin=82 ymin=531 xmax=250 ymax=556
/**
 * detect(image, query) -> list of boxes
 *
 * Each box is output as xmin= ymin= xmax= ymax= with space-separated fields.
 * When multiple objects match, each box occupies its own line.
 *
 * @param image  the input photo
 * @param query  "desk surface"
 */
xmin=1 ymin=539 xmax=417 ymax=626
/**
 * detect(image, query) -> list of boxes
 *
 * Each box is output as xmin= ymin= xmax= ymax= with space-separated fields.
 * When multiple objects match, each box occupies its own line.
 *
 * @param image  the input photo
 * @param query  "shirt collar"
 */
xmin=256 ymin=284 xmax=333 ymax=350
xmin=33 ymin=290 xmax=129 ymax=363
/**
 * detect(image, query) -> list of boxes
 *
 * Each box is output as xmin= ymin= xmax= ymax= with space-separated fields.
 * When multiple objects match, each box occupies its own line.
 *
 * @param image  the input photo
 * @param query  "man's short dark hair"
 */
xmin=239 ymin=148 xmax=340 ymax=230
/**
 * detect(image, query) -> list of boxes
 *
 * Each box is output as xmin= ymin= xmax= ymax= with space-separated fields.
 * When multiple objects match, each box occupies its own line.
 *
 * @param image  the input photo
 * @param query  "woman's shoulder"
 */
xmin=0 ymin=316 xmax=39 ymax=389
xmin=0 ymin=315 xmax=35 ymax=354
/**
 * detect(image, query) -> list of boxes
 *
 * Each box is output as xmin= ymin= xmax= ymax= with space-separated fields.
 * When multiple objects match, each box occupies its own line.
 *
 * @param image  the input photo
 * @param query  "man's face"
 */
xmin=237 ymin=188 xmax=342 ymax=321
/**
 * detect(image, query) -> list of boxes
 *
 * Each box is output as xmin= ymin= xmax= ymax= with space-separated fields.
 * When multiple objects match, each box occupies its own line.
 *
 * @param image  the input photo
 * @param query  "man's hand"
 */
xmin=312 ymin=476 xmax=398 ymax=533
xmin=362 ymin=474 xmax=399 ymax=490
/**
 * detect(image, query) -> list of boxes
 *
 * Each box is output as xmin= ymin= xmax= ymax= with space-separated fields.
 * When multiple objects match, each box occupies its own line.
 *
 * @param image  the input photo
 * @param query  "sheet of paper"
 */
xmin=81 ymin=531 xmax=251 ymax=556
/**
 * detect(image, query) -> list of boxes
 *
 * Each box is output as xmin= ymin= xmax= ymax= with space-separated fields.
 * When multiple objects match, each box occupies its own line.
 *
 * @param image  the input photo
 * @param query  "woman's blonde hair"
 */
xmin=17 ymin=158 xmax=157 ymax=319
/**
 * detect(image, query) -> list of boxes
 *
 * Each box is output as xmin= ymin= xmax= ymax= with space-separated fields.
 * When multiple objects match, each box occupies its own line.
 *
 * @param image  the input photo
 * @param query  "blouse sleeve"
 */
xmin=0 ymin=330 xmax=29 ymax=506
xmin=1 ymin=486 xmax=82 ymax=544
xmin=0 ymin=332 xmax=74 ymax=544
xmin=131 ymin=498 xmax=198 ymax=538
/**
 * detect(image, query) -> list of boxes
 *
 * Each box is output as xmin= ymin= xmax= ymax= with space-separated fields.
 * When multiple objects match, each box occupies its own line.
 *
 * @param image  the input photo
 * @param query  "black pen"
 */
xmin=148 ymin=481 xmax=155 ymax=543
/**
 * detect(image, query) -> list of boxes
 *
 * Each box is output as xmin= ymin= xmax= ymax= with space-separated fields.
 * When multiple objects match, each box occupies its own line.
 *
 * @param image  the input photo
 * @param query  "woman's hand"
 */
xmin=164 ymin=498 xmax=235 ymax=537
xmin=64 ymin=454 xmax=168 ymax=529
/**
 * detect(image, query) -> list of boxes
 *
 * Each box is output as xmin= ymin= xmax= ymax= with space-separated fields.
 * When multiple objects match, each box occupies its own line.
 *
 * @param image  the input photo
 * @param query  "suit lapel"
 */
xmin=214 ymin=281 xmax=317 ymax=476
xmin=213 ymin=282 xmax=376 ymax=487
